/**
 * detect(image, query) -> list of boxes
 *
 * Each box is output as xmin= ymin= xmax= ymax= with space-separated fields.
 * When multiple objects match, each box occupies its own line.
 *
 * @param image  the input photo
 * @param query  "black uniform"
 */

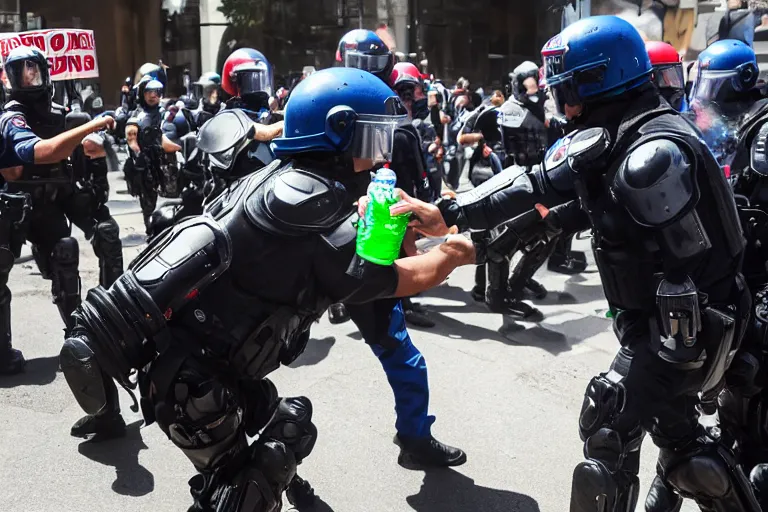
xmin=459 ymin=98 xmax=552 ymax=318
xmin=60 ymin=158 xmax=403 ymax=512
xmin=702 ymin=97 xmax=768 ymax=508
xmin=123 ymin=101 xmax=166 ymax=233
xmin=1 ymin=101 xmax=83 ymax=334
xmin=440 ymin=86 xmax=761 ymax=511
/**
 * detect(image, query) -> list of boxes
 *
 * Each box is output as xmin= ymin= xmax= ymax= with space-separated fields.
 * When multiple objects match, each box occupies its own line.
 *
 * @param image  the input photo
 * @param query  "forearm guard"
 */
xmin=438 ymin=165 xmax=572 ymax=232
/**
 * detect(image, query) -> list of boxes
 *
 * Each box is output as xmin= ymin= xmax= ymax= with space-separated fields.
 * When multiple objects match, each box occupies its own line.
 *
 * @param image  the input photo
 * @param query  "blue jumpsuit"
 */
xmin=346 ymin=299 xmax=434 ymax=438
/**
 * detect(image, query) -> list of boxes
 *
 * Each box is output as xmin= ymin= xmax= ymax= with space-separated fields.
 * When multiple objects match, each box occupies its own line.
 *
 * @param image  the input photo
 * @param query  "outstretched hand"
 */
xmin=357 ymin=189 xmax=457 ymax=238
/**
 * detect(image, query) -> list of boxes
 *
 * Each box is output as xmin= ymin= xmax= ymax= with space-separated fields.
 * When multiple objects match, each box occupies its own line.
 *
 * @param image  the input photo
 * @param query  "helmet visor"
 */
xmin=235 ymin=65 xmax=272 ymax=97
xmin=344 ymin=51 xmax=391 ymax=74
xmin=350 ymin=113 xmax=407 ymax=164
xmin=6 ymin=59 xmax=47 ymax=91
xmin=691 ymin=70 xmax=738 ymax=104
xmin=653 ymin=64 xmax=685 ymax=90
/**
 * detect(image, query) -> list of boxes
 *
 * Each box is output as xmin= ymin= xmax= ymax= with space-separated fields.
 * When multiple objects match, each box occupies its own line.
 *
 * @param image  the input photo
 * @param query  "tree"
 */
xmin=218 ymin=0 xmax=269 ymax=28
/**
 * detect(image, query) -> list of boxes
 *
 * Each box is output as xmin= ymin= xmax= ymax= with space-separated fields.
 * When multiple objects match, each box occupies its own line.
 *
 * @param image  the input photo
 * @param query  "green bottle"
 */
xmin=356 ymin=168 xmax=410 ymax=265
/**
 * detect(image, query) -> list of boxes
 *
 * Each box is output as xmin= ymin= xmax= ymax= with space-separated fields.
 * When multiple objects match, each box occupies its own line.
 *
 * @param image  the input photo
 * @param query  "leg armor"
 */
xmin=570 ymin=373 xmax=644 ymax=512
xmin=655 ymin=436 xmax=762 ymax=512
xmin=60 ymin=330 xmax=121 ymax=416
xmin=50 ymin=237 xmax=81 ymax=332
xmin=150 ymin=358 xmax=309 ymax=512
xmin=508 ymin=237 xmax=556 ymax=300
xmin=92 ymin=217 xmax=124 ymax=288
xmin=139 ymin=187 xmax=159 ymax=235
xmin=0 ymin=243 xmax=22 ymax=373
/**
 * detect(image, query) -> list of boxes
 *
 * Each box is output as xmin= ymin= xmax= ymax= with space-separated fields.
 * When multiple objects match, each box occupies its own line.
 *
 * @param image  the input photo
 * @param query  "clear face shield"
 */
xmin=344 ymin=50 xmax=392 ymax=74
xmin=6 ymin=59 xmax=48 ymax=92
xmin=143 ymin=81 xmax=163 ymax=106
xmin=350 ymin=113 xmax=407 ymax=164
xmin=690 ymin=63 xmax=755 ymax=105
xmin=234 ymin=61 xmax=272 ymax=97
xmin=653 ymin=63 xmax=685 ymax=90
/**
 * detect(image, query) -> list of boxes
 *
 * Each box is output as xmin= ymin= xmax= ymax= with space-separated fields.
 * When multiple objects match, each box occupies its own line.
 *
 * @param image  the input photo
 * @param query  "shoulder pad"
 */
xmin=612 ymin=138 xmax=697 ymax=227
xmin=3 ymin=100 xmax=23 ymax=113
xmin=750 ymin=120 xmax=768 ymax=176
xmin=245 ymin=162 xmax=353 ymax=236
xmin=320 ymin=213 xmax=358 ymax=250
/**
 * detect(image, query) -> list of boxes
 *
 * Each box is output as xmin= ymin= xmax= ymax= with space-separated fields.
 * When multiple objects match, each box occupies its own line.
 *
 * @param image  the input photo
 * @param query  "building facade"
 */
xmin=13 ymin=0 xmax=575 ymax=106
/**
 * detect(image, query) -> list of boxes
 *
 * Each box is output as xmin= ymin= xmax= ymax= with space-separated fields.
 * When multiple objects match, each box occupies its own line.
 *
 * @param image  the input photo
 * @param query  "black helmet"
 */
xmin=509 ymin=61 xmax=540 ymax=103
xmin=4 ymin=46 xmax=52 ymax=110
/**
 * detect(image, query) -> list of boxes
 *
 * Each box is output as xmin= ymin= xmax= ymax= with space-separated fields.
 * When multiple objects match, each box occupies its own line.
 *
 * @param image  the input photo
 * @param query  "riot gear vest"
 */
xmin=3 ymin=100 xmax=72 ymax=187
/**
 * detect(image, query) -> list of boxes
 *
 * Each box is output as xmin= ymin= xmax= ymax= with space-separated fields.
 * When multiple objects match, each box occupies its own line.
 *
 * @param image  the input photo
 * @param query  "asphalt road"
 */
xmin=0 ymin=169 xmax=699 ymax=512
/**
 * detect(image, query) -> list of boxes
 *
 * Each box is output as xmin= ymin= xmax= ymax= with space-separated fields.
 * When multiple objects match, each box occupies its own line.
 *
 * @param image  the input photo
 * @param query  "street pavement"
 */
xmin=0 ymin=168 xmax=700 ymax=512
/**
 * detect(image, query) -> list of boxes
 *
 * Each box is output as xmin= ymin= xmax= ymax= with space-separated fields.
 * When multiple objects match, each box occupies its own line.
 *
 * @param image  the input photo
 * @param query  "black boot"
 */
xmin=286 ymin=475 xmax=316 ymax=509
xmin=70 ymin=375 xmax=126 ymax=440
xmin=327 ymin=303 xmax=350 ymax=324
xmin=486 ymin=289 xmax=543 ymax=322
xmin=0 ymin=295 xmax=24 ymax=376
xmin=70 ymin=411 xmax=127 ymax=440
xmin=471 ymin=265 xmax=486 ymax=302
xmin=395 ymin=434 xmax=467 ymax=467
xmin=403 ymin=298 xmax=435 ymax=328
xmin=524 ymin=278 xmax=548 ymax=300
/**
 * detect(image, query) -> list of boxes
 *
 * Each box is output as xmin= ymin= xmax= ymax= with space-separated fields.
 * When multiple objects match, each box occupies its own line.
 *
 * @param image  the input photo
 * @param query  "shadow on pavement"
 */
xmin=406 ymin=468 xmax=540 ymax=512
xmin=78 ymin=420 xmax=155 ymax=497
xmin=0 ymin=355 xmax=58 ymax=387
xmin=406 ymin=284 xmax=611 ymax=355
xmin=289 ymin=337 xmax=336 ymax=368
xmin=121 ymin=233 xmax=147 ymax=248
xmin=288 ymin=494 xmax=336 ymax=512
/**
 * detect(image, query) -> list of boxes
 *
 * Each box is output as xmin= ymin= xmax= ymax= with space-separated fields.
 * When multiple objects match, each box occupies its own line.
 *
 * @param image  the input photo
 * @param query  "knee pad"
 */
xmin=60 ymin=335 xmax=109 ymax=415
xmin=578 ymin=375 xmax=627 ymax=441
xmin=52 ymin=237 xmax=80 ymax=268
xmin=262 ymin=396 xmax=317 ymax=463
xmin=664 ymin=449 xmax=732 ymax=499
xmin=93 ymin=219 xmax=121 ymax=247
xmin=570 ymin=459 xmax=639 ymax=512
xmin=206 ymin=440 xmax=296 ymax=512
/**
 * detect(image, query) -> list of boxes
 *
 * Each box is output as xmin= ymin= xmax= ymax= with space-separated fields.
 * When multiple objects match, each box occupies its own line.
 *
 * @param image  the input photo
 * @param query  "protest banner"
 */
xmin=0 ymin=29 xmax=99 ymax=81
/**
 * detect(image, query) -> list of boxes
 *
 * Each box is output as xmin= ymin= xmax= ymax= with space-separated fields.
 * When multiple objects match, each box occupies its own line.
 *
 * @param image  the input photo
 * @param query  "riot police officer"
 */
xmin=191 ymin=72 xmax=223 ymax=128
xmin=0 ymin=46 xmax=115 ymax=375
xmin=59 ymin=67 xmax=475 ymax=511
xmin=146 ymin=49 xmax=284 ymax=241
xmin=456 ymin=61 xmax=555 ymax=319
xmin=683 ymin=39 xmax=768 ymax=508
xmin=646 ymin=41 xmax=688 ymax=113
xmin=388 ymin=16 xmax=761 ymax=511
xmin=328 ymin=29 xmax=467 ymax=466
xmin=123 ymin=69 xmax=181 ymax=235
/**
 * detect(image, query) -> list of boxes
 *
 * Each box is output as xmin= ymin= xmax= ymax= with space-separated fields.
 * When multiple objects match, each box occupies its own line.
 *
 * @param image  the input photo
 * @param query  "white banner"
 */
xmin=0 ymin=29 xmax=99 ymax=81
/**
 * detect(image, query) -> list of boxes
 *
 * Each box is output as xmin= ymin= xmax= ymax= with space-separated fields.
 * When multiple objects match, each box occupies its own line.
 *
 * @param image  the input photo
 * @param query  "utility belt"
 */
xmin=10 ymin=160 xmax=74 ymax=186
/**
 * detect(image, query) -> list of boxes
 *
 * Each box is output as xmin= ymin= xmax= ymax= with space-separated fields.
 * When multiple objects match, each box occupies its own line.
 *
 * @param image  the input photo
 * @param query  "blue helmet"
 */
xmin=336 ymin=29 xmax=395 ymax=84
xmin=272 ymin=67 xmax=407 ymax=163
xmin=690 ymin=39 xmax=758 ymax=105
xmin=135 ymin=62 xmax=167 ymax=88
xmin=137 ymin=75 xmax=164 ymax=109
xmin=542 ymin=16 xmax=651 ymax=114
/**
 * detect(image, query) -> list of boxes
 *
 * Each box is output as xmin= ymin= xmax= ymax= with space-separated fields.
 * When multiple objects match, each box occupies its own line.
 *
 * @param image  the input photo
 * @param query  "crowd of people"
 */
xmin=6 ymin=10 xmax=768 ymax=512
